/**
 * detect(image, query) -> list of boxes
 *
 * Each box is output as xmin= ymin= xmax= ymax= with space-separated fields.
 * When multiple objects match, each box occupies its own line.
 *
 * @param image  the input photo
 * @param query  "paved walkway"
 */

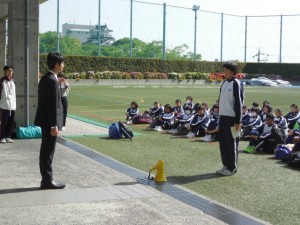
xmin=0 ymin=117 xmax=269 ymax=225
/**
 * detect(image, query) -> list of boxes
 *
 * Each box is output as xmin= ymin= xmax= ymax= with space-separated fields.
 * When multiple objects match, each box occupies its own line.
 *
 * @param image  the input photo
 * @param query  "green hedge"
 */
xmin=39 ymin=55 xmax=300 ymax=80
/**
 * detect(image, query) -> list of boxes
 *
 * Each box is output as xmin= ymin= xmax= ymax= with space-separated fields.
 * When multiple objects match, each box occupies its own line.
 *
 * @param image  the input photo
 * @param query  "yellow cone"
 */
xmin=149 ymin=160 xmax=167 ymax=182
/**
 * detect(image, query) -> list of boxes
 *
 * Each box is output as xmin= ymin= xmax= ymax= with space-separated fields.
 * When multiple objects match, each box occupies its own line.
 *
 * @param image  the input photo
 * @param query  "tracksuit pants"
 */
xmin=219 ymin=116 xmax=239 ymax=172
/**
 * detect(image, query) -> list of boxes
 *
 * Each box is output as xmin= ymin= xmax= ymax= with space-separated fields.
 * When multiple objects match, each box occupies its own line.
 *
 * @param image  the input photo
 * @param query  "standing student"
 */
xmin=58 ymin=73 xmax=70 ymax=131
xmin=35 ymin=52 xmax=65 ymax=189
xmin=0 ymin=65 xmax=16 ymax=143
xmin=217 ymin=61 xmax=244 ymax=176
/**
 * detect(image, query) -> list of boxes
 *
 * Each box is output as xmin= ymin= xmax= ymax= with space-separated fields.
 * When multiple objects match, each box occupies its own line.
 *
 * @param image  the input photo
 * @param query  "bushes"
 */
xmin=62 ymin=70 xmax=209 ymax=80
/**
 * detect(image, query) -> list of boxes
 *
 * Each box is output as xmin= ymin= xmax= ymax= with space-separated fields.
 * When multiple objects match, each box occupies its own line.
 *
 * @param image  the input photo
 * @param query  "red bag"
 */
xmin=133 ymin=115 xmax=153 ymax=124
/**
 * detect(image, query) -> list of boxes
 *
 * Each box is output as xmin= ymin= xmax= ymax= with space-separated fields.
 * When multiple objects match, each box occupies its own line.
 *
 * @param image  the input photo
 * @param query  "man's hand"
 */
xmin=51 ymin=127 xmax=59 ymax=136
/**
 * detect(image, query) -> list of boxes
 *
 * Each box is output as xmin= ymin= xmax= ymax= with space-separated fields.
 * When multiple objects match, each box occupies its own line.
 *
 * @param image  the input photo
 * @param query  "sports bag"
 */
xmin=16 ymin=125 xmax=42 ymax=139
xmin=132 ymin=115 xmax=153 ymax=124
xmin=108 ymin=122 xmax=122 ymax=139
xmin=275 ymin=145 xmax=292 ymax=160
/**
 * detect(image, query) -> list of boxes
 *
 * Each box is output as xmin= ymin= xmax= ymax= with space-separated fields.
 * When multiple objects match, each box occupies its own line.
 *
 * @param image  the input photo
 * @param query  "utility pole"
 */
xmin=253 ymin=48 xmax=269 ymax=63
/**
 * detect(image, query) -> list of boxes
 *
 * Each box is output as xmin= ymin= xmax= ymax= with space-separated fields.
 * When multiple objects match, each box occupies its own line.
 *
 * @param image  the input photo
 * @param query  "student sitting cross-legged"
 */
xmin=153 ymin=104 xmax=175 ymax=132
xmin=168 ymin=107 xmax=195 ymax=135
xmin=126 ymin=101 xmax=139 ymax=124
xmin=244 ymin=113 xmax=284 ymax=154
xmin=241 ymin=108 xmax=262 ymax=139
xmin=185 ymin=105 xmax=210 ymax=138
xmin=201 ymin=104 xmax=220 ymax=142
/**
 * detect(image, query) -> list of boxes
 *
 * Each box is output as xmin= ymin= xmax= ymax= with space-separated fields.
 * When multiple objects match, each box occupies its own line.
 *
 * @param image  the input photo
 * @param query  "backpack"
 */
xmin=275 ymin=145 xmax=292 ymax=160
xmin=118 ymin=121 xmax=133 ymax=141
xmin=108 ymin=122 xmax=122 ymax=139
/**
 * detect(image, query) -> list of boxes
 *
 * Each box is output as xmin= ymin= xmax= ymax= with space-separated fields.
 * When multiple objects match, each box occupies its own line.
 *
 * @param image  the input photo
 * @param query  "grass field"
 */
xmin=67 ymin=85 xmax=300 ymax=225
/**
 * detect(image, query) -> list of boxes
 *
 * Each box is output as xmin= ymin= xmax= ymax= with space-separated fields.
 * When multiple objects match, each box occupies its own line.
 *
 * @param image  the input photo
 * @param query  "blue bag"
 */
xmin=275 ymin=145 xmax=291 ymax=159
xmin=108 ymin=122 xmax=122 ymax=139
xmin=16 ymin=125 xmax=42 ymax=139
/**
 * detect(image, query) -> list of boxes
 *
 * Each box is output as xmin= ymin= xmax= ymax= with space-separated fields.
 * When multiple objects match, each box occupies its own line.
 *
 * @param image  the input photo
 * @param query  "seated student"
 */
xmin=201 ymin=104 xmax=220 ymax=142
xmin=145 ymin=101 xmax=164 ymax=118
xmin=284 ymin=125 xmax=300 ymax=144
xmin=126 ymin=101 xmax=139 ymax=124
xmin=173 ymin=99 xmax=184 ymax=120
xmin=241 ymin=105 xmax=250 ymax=123
xmin=241 ymin=108 xmax=262 ymax=139
xmin=260 ymin=104 xmax=272 ymax=123
xmin=182 ymin=96 xmax=194 ymax=112
xmin=284 ymin=104 xmax=300 ymax=130
xmin=153 ymin=104 xmax=175 ymax=132
xmin=249 ymin=101 xmax=260 ymax=113
xmin=244 ymin=113 xmax=284 ymax=154
xmin=185 ymin=105 xmax=210 ymax=138
xmin=169 ymin=107 xmax=195 ymax=134
xmin=201 ymin=102 xmax=210 ymax=116
xmin=274 ymin=108 xmax=288 ymax=138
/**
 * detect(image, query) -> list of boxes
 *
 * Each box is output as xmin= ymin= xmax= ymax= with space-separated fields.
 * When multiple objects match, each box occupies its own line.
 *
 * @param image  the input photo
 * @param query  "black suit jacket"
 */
xmin=35 ymin=71 xmax=63 ymax=129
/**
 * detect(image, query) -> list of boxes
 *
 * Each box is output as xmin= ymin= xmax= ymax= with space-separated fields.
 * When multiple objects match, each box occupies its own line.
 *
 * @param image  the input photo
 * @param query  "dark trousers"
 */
xmin=39 ymin=127 xmax=57 ymax=183
xmin=61 ymin=97 xmax=68 ymax=126
xmin=0 ymin=109 xmax=15 ymax=139
xmin=219 ymin=116 xmax=239 ymax=171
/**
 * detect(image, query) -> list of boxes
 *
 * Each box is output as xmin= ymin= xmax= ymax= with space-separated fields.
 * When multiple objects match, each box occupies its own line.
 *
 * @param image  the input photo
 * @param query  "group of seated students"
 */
xmin=126 ymin=98 xmax=300 ymax=153
xmin=242 ymin=101 xmax=300 ymax=153
xmin=125 ymin=96 xmax=220 ymax=142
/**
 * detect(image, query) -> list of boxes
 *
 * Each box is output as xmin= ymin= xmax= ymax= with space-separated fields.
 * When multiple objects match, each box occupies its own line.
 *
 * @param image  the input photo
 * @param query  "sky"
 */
xmin=39 ymin=0 xmax=300 ymax=62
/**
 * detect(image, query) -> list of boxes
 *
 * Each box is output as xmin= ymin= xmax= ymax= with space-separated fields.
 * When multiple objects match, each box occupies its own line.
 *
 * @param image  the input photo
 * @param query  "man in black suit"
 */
xmin=35 ymin=52 xmax=65 ymax=189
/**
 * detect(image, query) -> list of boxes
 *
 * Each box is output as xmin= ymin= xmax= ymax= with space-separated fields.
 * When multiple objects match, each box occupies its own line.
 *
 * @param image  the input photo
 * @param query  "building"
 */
xmin=62 ymin=23 xmax=114 ymax=45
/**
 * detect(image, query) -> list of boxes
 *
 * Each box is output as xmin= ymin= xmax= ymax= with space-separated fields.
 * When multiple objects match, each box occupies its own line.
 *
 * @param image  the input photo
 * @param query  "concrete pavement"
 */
xmin=0 ymin=117 xmax=268 ymax=225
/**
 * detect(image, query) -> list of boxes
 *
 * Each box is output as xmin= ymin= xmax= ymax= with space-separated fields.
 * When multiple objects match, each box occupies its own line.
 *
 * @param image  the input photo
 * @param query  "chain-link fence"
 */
xmin=40 ymin=0 xmax=300 ymax=63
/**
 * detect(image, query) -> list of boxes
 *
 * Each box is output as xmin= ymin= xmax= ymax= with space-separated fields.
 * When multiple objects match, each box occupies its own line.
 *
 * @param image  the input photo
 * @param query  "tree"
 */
xmin=39 ymin=31 xmax=81 ymax=55
xmin=39 ymin=32 xmax=202 ymax=60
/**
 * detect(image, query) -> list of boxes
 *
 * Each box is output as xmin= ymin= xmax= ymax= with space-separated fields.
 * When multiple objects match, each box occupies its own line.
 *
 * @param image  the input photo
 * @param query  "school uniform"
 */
xmin=218 ymin=77 xmax=243 ymax=172
xmin=173 ymin=106 xmax=184 ymax=119
xmin=190 ymin=114 xmax=210 ymax=136
xmin=160 ymin=112 xmax=175 ymax=130
xmin=285 ymin=111 xmax=300 ymax=130
xmin=126 ymin=108 xmax=139 ymax=120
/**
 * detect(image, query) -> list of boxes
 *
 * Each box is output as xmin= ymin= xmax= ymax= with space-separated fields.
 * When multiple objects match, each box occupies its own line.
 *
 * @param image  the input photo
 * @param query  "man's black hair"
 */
xmin=47 ymin=52 xmax=64 ymax=70
xmin=223 ymin=61 xmax=237 ymax=75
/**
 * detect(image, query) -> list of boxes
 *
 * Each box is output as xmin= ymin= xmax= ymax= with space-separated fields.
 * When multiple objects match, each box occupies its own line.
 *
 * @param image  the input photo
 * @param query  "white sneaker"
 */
xmin=200 ymin=134 xmax=212 ymax=142
xmin=216 ymin=166 xmax=227 ymax=174
xmin=126 ymin=120 xmax=132 ymax=125
xmin=5 ymin=138 xmax=14 ymax=143
xmin=217 ymin=167 xmax=237 ymax=176
xmin=185 ymin=131 xmax=195 ymax=138
xmin=156 ymin=126 xmax=162 ymax=132
xmin=61 ymin=126 xmax=66 ymax=131
xmin=1 ymin=138 xmax=6 ymax=144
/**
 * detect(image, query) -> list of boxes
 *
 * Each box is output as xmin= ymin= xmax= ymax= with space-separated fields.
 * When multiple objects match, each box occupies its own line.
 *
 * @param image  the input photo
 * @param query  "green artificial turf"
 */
xmin=67 ymin=85 xmax=300 ymax=225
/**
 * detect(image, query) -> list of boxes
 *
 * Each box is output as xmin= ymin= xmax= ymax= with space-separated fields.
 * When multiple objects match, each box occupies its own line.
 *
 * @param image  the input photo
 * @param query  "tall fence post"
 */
xmin=162 ymin=3 xmax=166 ymax=59
xmin=130 ymin=0 xmax=133 ymax=58
xmin=279 ymin=15 xmax=283 ymax=63
xmin=244 ymin=16 xmax=248 ymax=63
